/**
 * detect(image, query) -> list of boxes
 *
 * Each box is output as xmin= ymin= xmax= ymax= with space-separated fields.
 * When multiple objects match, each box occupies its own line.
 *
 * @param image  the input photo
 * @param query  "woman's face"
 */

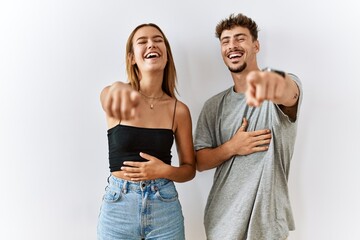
xmin=131 ymin=26 xmax=168 ymax=73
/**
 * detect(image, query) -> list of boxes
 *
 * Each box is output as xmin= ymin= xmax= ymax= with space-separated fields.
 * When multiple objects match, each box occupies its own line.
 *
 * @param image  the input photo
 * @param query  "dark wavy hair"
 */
xmin=215 ymin=13 xmax=259 ymax=42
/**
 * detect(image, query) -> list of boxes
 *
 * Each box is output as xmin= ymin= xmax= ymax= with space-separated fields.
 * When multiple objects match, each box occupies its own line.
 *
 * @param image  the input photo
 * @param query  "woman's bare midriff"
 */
xmin=111 ymin=171 xmax=138 ymax=182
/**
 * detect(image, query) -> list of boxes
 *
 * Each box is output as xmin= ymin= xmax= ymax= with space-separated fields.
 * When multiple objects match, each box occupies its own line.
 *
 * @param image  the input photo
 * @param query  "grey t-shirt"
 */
xmin=194 ymin=74 xmax=302 ymax=240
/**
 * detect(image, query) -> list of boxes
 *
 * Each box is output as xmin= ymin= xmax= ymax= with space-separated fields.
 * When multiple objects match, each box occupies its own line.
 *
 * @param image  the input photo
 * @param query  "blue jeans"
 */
xmin=97 ymin=175 xmax=185 ymax=240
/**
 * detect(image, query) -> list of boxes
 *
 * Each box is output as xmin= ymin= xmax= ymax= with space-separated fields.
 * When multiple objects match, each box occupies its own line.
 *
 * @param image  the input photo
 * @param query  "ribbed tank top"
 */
xmin=107 ymin=100 xmax=177 ymax=172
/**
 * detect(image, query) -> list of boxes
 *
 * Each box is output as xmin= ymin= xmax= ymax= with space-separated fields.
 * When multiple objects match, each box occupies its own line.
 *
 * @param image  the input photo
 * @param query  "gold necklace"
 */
xmin=139 ymin=91 xmax=164 ymax=110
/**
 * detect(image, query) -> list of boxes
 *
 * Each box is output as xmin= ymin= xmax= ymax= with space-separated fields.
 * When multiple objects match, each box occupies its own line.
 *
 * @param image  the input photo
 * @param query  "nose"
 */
xmin=228 ymin=38 xmax=237 ymax=51
xmin=148 ymin=40 xmax=157 ymax=49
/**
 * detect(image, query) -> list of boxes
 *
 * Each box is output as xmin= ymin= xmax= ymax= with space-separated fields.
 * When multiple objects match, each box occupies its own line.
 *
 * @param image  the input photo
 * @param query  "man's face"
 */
xmin=219 ymin=26 xmax=259 ymax=73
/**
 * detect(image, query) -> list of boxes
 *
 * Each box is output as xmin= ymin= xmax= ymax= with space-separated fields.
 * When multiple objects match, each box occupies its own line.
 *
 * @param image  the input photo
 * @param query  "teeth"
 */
xmin=146 ymin=52 xmax=159 ymax=58
xmin=229 ymin=53 xmax=242 ymax=59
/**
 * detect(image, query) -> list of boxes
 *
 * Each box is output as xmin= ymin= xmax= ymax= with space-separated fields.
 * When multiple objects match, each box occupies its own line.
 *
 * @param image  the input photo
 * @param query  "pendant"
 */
xmin=150 ymin=104 xmax=154 ymax=109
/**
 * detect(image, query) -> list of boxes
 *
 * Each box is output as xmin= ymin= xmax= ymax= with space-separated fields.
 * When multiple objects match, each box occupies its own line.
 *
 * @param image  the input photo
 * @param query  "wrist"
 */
xmin=223 ymin=140 xmax=236 ymax=159
xmin=262 ymin=67 xmax=286 ymax=78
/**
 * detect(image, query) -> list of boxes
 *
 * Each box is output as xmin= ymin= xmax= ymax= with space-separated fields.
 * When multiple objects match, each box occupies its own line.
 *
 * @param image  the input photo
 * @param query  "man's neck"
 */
xmin=231 ymin=67 xmax=260 ymax=93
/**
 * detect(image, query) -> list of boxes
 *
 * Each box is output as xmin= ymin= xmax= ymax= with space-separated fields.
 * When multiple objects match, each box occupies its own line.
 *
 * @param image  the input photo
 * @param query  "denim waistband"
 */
xmin=108 ymin=174 xmax=172 ymax=193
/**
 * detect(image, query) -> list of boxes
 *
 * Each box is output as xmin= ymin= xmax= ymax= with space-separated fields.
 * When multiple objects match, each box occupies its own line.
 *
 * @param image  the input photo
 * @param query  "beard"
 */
xmin=228 ymin=62 xmax=247 ymax=73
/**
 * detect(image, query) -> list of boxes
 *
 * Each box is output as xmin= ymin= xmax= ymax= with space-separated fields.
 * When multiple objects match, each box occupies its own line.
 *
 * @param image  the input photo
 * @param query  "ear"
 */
xmin=128 ymin=53 xmax=136 ymax=65
xmin=253 ymin=40 xmax=260 ymax=53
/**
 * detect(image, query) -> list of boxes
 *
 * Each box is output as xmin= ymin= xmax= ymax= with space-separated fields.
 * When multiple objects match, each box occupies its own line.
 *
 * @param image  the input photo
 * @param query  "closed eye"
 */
xmin=221 ymin=40 xmax=230 ymax=45
xmin=153 ymin=36 xmax=164 ymax=43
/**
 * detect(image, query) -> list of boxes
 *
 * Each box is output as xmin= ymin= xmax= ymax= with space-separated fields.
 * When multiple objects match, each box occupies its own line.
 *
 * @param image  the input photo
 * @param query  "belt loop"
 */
xmin=122 ymin=180 xmax=128 ymax=194
xmin=107 ymin=174 xmax=111 ymax=183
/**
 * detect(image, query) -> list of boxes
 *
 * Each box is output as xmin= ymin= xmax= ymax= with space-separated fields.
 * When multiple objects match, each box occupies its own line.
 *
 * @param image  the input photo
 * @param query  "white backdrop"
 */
xmin=1 ymin=0 xmax=359 ymax=239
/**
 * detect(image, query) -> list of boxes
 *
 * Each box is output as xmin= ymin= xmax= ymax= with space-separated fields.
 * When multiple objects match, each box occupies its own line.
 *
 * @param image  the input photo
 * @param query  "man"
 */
xmin=194 ymin=13 xmax=302 ymax=240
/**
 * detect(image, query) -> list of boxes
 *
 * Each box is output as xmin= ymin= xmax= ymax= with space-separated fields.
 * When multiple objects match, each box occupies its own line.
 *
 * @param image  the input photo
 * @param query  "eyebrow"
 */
xmin=136 ymin=35 xmax=164 ymax=42
xmin=220 ymin=33 xmax=247 ymax=41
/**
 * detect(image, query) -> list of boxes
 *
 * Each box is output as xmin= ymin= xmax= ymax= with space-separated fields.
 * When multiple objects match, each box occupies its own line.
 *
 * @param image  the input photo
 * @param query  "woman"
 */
xmin=97 ymin=23 xmax=196 ymax=240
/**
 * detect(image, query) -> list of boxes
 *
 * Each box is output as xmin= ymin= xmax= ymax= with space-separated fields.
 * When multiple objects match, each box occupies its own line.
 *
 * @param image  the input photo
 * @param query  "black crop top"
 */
xmin=107 ymin=125 xmax=174 ymax=172
xmin=107 ymin=100 xmax=177 ymax=172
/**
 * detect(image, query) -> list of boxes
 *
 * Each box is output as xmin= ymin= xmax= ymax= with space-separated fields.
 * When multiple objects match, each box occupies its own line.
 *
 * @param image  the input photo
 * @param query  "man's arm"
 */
xmin=245 ymin=71 xmax=300 ymax=121
xmin=196 ymin=141 xmax=236 ymax=172
xmin=278 ymin=74 xmax=300 ymax=121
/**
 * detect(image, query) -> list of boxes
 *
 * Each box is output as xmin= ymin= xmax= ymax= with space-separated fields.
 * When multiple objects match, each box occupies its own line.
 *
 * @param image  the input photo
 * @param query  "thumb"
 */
xmin=130 ymin=91 xmax=141 ymax=107
xmin=130 ymin=91 xmax=141 ymax=119
xmin=239 ymin=118 xmax=248 ymax=131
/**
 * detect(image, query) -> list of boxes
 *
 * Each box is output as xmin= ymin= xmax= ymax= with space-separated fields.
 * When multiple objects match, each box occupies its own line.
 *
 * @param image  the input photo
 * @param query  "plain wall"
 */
xmin=1 ymin=0 xmax=359 ymax=239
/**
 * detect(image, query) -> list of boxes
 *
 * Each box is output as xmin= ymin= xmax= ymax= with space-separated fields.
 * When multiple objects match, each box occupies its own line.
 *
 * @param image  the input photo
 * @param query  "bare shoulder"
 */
xmin=173 ymin=100 xmax=192 ymax=133
xmin=175 ymin=100 xmax=191 ymax=118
